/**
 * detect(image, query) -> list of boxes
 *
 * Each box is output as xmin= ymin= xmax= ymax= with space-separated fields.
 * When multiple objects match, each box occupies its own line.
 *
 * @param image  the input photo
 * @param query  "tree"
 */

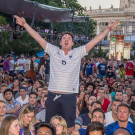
xmin=0 ymin=31 xmax=12 ymax=56
xmin=10 ymin=32 xmax=42 ymax=55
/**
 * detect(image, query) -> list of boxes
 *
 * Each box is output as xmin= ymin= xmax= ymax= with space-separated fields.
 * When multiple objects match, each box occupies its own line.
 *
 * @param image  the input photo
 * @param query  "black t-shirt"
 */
xmin=45 ymin=60 xmax=50 ymax=74
xmin=107 ymin=66 xmax=115 ymax=77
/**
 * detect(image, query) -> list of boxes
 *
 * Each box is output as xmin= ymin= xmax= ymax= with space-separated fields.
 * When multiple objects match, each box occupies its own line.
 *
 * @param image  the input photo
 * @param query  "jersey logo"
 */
xmin=69 ymin=55 xmax=72 ymax=58
xmin=53 ymin=95 xmax=61 ymax=101
xmin=62 ymin=60 xmax=66 ymax=65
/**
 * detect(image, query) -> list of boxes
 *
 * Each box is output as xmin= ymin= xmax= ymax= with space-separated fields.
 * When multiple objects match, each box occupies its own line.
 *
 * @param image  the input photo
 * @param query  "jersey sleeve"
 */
xmin=44 ymin=42 xmax=59 ymax=56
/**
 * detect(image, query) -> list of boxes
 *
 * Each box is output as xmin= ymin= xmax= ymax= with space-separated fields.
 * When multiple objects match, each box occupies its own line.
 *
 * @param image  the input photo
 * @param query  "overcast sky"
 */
xmin=77 ymin=0 xmax=120 ymax=10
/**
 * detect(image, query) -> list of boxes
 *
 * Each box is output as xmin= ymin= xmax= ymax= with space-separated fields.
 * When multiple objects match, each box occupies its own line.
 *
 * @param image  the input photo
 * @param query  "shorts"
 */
xmin=45 ymin=91 xmax=76 ymax=128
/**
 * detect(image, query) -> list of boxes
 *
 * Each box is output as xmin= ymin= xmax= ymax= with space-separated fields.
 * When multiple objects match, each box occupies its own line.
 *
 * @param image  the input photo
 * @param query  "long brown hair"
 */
xmin=0 ymin=116 xmax=18 ymax=135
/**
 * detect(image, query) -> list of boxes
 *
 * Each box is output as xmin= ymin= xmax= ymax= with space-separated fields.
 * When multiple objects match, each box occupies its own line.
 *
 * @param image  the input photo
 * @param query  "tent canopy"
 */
xmin=0 ymin=0 xmax=84 ymax=22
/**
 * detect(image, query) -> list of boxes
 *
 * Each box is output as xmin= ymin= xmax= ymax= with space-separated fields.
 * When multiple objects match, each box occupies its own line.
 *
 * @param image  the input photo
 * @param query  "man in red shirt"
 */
xmin=97 ymin=87 xmax=110 ymax=113
xmin=125 ymin=59 xmax=134 ymax=79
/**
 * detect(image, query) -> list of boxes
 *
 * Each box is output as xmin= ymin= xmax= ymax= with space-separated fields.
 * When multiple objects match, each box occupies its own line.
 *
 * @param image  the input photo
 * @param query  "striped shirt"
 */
xmin=45 ymin=43 xmax=87 ymax=93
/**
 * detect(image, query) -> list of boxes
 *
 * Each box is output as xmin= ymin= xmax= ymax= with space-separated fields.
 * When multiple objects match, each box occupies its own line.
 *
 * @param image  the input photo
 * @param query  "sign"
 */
xmin=109 ymin=35 xmax=116 ymax=59
xmin=116 ymin=35 xmax=124 ymax=61
xmin=124 ymin=42 xmax=130 ymax=59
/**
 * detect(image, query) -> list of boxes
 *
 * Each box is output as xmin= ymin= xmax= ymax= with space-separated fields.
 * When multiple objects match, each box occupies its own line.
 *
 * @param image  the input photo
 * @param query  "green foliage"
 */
xmin=0 ymin=16 xmax=7 ymax=25
xmin=10 ymin=32 xmax=43 ymax=55
xmin=0 ymin=31 xmax=12 ymax=56
xmin=89 ymin=47 xmax=108 ymax=58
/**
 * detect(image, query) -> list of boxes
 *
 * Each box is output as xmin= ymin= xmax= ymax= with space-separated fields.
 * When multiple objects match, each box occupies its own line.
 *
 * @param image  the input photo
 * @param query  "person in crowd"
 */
xmin=79 ymin=95 xmax=96 ymax=115
xmin=113 ymin=127 xmax=132 ymax=135
xmin=36 ymin=86 xmax=43 ymax=100
xmin=3 ymin=54 xmax=11 ymax=73
xmin=122 ymin=93 xmax=129 ymax=104
xmin=86 ymin=121 xmax=105 ymax=135
xmin=17 ymin=72 xmax=25 ymax=82
xmin=125 ymin=59 xmax=134 ymax=79
xmin=19 ymin=104 xmax=37 ymax=135
xmin=85 ymin=59 xmax=94 ymax=77
xmin=37 ymin=86 xmax=48 ymax=108
xmin=14 ymin=15 xmax=118 ymax=129
xmin=13 ymin=92 xmax=44 ymax=117
xmin=74 ymin=100 xmax=102 ymax=130
xmin=129 ymin=94 xmax=135 ymax=105
xmin=44 ymin=53 xmax=50 ymax=84
xmin=0 ymin=100 xmax=7 ymax=127
xmin=16 ymin=87 xmax=29 ymax=106
xmin=9 ymin=55 xmax=15 ymax=73
xmin=50 ymin=115 xmax=67 ymax=135
xmin=38 ymin=57 xmax=45 ymax=80
xmin=79 ymin=84 xmax=85 ymax=93
xmin=79 ymin=93 xmax=91 ymax=114
xmin=27 ymin=79 xmax=33 ymax=93
xmin=4 ymin=89 xmax=20 ymax=115
xmin=0 ymin=116 xmax=20 ymax=135
xmin=97 ymin=58 xmax=107 ymax=80
xmin=86 ymin=82 xmax=95 ymax=94
xmin=0 ymin=56 xmax=4 ymax=70
xmin=25 ymin=60 xmax=36 ymax=81
xmin=130 ymin=101 xmax=135 ymax=124
xmin=125 ymin=86 xmax=133 ymax=99
xmin=97 ymin=87 xmax=110 ymax=113
xmin=107 ymin=60 xmax=115 ymax=79
xmin=35 ymin=122 xmax=56 ymax=135
xmin=79 ymin=108 xmax=106 ymax=135
xmin=107 ymin=90 xmax=123 ymax=112
xmin=0 ymin=84 xmax=8 ymax=100
xmin=118 ymin=64 xmax=126 ymax=79
xmin=12 ymin=79 xmax=20 ymax=98
xmin=106 ymin=103 xmax=135 ymax=135
xmin=25 ymin=56 xmax=31 ymax=73
xmin=3 ymin=74 xmax=10 ymax=85
xmin=17 ymin=54 xmax=26 ymax=73
xmin=105 ymin=100 xmax=132 ymax=126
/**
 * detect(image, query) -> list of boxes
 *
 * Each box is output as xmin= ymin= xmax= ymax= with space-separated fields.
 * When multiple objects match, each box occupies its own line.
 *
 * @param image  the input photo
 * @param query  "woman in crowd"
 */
xmin=0 ymin=116 xmax=20 ymax=135
xmin=19 ymin=104 xmax=37 ymax=135
xmin=79 ymin=93 xmax=91 ymax=113
xmin=50 ymin=115 xmax=67 ymax=135
xmin=38 ymin=58 xmax=45 ymax=80
xmin=25 ymin=60 xmax=36 ymax=81
xmin=79 ymin=84 xmax=85 ymax=93
xmin=12 ymin=79 xmax=20 ymax=98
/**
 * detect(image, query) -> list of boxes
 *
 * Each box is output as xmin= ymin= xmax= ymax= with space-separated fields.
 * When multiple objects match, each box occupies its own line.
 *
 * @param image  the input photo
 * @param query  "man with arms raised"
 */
xmin=14 ymin=15 xmax=118 ymax=129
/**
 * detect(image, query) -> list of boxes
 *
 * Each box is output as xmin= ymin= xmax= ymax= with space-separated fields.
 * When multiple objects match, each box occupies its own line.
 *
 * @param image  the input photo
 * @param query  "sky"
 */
xmin=77 ymin=0 xmax=120 ymax=10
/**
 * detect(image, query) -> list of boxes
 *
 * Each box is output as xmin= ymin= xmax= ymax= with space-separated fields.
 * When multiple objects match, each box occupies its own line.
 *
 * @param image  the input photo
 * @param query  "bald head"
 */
xmin=113 ymin=128 xmax=131 ymax=135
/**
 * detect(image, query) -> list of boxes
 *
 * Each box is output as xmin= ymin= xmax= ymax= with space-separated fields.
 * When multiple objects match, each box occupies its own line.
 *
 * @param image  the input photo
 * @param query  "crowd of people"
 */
xmin=0 ymin=15 xmax=134 ymax=135
xmin=1 ymin=52 xmax=135 ymax=135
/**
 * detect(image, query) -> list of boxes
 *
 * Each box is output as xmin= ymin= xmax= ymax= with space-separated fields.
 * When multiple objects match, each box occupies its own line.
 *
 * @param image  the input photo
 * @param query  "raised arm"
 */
xmin=85 ymin=20 xmax=118 ymax=53
xmin=14 ymin=15 xmax=47 ymax=50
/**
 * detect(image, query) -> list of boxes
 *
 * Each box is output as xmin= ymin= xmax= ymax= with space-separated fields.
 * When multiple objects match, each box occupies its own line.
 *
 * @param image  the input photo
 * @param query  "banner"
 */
xmin=109 ymin=35 xmax=116 ymax=59
xmin=124 ymin=42 xmax=130 ymax=59
xmin=116 ymin=35 xmax=124 ymax=61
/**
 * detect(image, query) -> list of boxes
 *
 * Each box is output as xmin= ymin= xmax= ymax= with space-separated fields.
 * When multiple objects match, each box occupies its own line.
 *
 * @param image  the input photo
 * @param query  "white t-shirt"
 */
xmin=17 ymin=58 xmax=26 ymax=70
xmin=105 ymin=111 xmax=133 ymax=126
xmin=45 ymin=43 xmax=87 ymax=93
xmin=10 ymin=60 xmax=15 ymax=71
xmin=16 ymin=95 xmax=29 ymax=106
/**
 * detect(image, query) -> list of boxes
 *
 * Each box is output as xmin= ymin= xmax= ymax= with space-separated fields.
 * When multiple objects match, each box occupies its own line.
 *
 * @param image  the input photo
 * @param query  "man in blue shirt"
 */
xmin=97 ymin=58 xmax=107 ymax=80
xmin=106 ymin=103 xmax=135 ymax=135
xmin=85 ymin=59 xmax=93 ymax=76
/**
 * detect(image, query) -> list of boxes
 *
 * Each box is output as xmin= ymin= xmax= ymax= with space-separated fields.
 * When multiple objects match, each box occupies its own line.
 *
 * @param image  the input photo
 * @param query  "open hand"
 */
xmin=108 ymin=20 xmax=119 ymax=31
xmin=14 ymin=15 xmax=26 ymax=27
